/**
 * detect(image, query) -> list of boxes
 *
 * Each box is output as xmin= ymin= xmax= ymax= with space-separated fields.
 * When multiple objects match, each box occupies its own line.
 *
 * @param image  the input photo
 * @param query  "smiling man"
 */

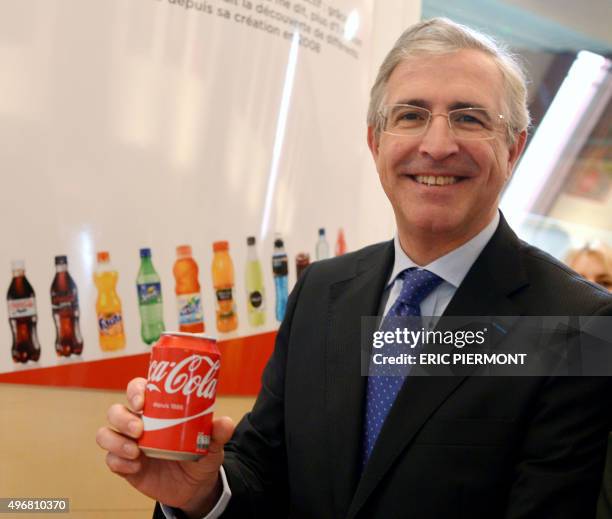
xmin=98 ymin=18 xmax=612 ymax=519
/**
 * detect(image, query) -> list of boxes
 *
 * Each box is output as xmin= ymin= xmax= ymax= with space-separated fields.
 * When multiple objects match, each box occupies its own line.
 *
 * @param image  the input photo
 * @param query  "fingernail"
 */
xmin=123 ymin=443 xmax=139 ymax=457
xmin=132 ymin=395 xmax=143 ymax=409
xmin=128 ymin=421 xmax=141 ymax=435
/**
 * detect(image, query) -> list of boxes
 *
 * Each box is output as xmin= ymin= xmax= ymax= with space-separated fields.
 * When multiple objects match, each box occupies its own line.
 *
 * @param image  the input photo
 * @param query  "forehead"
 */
xmin=574 ymin=252 xmax=606 ymax=273
xmin=385 ymin=49 xmax=504 ymax=111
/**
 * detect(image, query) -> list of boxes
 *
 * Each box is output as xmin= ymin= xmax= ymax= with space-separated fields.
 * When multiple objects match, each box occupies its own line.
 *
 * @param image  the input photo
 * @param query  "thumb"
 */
xmin=208 ymin=416 xmax=235 ymax=454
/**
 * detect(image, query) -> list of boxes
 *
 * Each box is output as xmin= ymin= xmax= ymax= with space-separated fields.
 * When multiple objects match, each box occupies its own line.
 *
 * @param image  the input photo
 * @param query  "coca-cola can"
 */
xmin=139 ymin=332 xmax=221 ymax=461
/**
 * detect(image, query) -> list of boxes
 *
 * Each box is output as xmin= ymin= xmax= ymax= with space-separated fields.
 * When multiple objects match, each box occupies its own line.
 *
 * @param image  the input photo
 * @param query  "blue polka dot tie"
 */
xmin=362 ymin=268 xmax=443 ymax=466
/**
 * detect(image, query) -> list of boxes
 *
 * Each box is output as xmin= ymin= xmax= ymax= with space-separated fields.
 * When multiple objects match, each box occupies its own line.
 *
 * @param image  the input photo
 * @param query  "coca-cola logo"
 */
xmin=147 ymin=354 xmax=219 ymax=399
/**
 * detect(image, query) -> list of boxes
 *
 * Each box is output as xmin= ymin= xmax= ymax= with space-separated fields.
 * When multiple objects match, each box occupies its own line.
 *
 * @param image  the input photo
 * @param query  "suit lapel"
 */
xmin=346 ymin=215 xmax=529 ymax=519
xmin=326 ymin=241 xmax=394 ymax=518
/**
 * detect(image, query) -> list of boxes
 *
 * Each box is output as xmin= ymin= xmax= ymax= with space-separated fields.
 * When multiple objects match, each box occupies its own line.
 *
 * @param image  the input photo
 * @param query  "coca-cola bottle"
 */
xmin=7 ymin=260 xmax=41 ymax=363
xmin=51 ymin=255 xmax=83 ymax=356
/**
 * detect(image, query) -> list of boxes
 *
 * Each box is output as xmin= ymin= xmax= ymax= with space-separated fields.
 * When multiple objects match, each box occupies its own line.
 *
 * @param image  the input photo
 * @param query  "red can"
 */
xmin=139 ymin=332 xmax=221 ymax=461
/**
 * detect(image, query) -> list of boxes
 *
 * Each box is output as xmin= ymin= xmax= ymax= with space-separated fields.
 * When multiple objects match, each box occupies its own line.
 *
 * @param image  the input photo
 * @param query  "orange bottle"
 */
xmin=211 ymin=241 xmax=238 ymax=333
xmin=173 ymin=245 xmax=205 ymax=333
xmin=335 ymin=228 xmax=347 ymax=256
xmin=94 ymin=251 xmax=126 ymax=350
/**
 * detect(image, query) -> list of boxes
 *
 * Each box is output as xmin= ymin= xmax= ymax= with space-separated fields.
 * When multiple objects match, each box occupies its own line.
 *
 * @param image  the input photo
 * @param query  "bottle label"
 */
xmin=249 ymin=291 xmax=263 ymax=309
xmin=98 ymin=312 xmax=124 ymax=336
xmin=51 ymin=293 xmax=78 ymax=313
xmin=138 ymin=282 xmax=162 ymax=306
xmin=177 ymin=293 xmax=203 ymax=325
xmin=7 ymin=297 xmax=36 ymax=319
xmin=215 ymin=288 xmax=233 ymax=302
xmin=272 ymin=256 xmax=288 ymax=276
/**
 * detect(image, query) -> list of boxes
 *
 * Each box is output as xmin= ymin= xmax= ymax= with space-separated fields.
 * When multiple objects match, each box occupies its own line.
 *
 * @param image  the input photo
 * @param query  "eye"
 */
xmin=392 ymin=107 xmax=427 ymax=126
xmin=454 ymin=113 xmax=486 ymax=126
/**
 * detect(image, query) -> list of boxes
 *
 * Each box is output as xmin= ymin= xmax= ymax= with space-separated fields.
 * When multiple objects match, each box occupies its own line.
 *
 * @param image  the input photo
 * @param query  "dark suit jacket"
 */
xmin=158 ymin=216 xmax=612 ymax=518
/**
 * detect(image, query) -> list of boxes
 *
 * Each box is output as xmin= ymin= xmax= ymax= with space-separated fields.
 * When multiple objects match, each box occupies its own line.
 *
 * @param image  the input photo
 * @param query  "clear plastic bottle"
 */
xmin=94 ymin=251 xmax=126 ymax=351
xmin=173 ymin=245 xmax=205 ymax=333
xmin=51 ymin=255 xmax=83 ymax=356
xmin=316 ymin=228 xmax=330 ymax=260
xmin=212 ymin=241 xmax=238 ymax=333
xmin=136 ymin=248 xmax=165 ymax=345
xmin=272 ymin=234 xmax=288 ymax=322
xmin=8 ymin=260 xmax=41 ymax=363
xmin=245 ymin=236 xmax=265 ymax=327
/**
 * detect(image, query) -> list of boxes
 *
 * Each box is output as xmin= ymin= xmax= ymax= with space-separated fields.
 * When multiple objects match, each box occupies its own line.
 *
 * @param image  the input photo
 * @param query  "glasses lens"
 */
xmin=385 ymin=105 xmax=429 ymax=135
xmin=449 ymin=109 xmax=496 ymax=139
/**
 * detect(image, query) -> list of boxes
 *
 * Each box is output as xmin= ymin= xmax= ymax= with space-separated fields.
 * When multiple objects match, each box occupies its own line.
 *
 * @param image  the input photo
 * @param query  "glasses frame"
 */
xmin=379 ymin=103 xmax=508 ymax=141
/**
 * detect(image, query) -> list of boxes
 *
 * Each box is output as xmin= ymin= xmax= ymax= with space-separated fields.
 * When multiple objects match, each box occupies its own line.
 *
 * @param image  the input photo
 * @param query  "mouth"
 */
xmin=403 ymin=174 xmax=468 ymax=186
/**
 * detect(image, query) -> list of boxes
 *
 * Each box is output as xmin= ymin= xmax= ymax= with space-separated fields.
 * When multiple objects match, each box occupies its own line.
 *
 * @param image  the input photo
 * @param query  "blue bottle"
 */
xmin=272 ymin=235 xmax=288 ymax=322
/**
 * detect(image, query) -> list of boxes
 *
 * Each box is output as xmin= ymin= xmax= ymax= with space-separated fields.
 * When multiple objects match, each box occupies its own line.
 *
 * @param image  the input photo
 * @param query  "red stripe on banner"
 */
xmin=0 ymin=332 xmax=276 ymax=395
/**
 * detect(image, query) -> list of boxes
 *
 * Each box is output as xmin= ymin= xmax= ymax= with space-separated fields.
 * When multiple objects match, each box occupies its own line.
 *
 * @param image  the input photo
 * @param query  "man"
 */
xmin=97 ymin=18 xmax=612 ymax=518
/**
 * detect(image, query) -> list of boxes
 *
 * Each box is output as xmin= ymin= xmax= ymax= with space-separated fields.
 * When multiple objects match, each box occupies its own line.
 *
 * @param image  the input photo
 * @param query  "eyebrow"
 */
xmin=394 ymin=98 xmax=490 ymax=111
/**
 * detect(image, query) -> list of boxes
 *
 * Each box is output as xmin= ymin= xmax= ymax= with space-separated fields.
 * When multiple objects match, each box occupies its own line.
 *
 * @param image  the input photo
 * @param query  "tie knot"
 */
xmin=396 ymin=268 xmax=443 ymax=308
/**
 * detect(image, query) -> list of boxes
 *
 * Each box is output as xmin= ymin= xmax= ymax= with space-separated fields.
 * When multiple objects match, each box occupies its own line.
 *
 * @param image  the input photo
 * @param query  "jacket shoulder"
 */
xmin=517 ymin=239 xmax=612 ymax=314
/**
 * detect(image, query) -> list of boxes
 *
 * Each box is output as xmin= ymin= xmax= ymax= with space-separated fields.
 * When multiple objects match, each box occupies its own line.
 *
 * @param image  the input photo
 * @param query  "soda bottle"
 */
xmin=335 ymin=228 xmax=347 ymax=256
xmin=272 ymin=235 xmax=288 ymax=322
xmin=295 ymin=252 xmax=310 ymax=280
xmin=136 ymin=248 xmax=165 ymax=345
xmin=173 ymin=245 xmax=205 ymax=333
xmin=212 ymin=241 xmax=238 ymax=333
xmin=94 ymin=251 xmax=126 ymax=351
xmin=245 ymin=236 xmax=265 ymax=327
xmin=7 ymin=260 xmax=41 ymax=363
xmin=316 ymin=228 xmax=330 ymax=260
xmin=51 ymin=255 xmax=83 ymax=356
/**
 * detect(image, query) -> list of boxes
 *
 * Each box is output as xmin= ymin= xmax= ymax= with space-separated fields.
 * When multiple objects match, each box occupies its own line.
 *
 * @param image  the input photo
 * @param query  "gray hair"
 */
xmin=368 ymin=17 xmax=531 ymax=143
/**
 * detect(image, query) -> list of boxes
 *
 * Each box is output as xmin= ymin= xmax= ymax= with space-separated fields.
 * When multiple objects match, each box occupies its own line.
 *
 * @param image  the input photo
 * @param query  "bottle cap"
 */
xmin=11 ymin=260 xmax=25 ymax=271
xmin=176 ymin=245 xmax=192 ymax=257
xmin=97 ymin=251 xmax=110 ymax=263
xmin=54 ymin=255 xmax=68 ymax=265
xmin=140 ymin=248 xmax=151 ymax=258
xmin=213 ymin=241 xmax=229 ymax=252
xmin=319 ymin=228 xmax=325 ymax=236
xmin=247 ymin=236 xmax=256 ymax=246
xmin=274 ymin=238 xmax=284 ymax=248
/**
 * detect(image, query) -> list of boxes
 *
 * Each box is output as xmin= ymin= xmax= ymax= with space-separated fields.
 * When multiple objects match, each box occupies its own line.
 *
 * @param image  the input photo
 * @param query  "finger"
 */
xmin=126 ymin=377 xmax=147 ymax=413
xmin=96 ymin=426 xmax=141 ymax=460
xmin=106 ymin=451 xmax=142 ymax=476
xmin=107 ymin=403 xmax=143 ymax=439
xmin=207 ymin=416 xmax=236 ymax=454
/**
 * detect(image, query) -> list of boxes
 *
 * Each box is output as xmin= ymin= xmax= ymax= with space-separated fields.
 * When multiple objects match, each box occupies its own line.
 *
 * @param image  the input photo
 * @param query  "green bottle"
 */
xmin=136 ymin=248 xmax=165 ymax=345
xmin=245 ymin=236 xmax=266 ymax=327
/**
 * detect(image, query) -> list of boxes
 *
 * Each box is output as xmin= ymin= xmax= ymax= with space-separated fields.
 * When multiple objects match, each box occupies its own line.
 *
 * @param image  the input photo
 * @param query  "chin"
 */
xmin=399 ymin=207 xmax=465 ymax=235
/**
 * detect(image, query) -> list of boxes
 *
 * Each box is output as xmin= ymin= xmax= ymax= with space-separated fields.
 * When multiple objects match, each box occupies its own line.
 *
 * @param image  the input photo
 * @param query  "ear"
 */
xmin=507 ymin=129 xmax=527 ymax=176
xmin=367 ymin=125 xmax=380 ymax=161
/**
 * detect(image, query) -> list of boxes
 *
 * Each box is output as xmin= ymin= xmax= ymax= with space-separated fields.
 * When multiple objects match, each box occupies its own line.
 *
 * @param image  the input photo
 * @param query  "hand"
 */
xmin=96 ymin=377 xmax=235 ymax=517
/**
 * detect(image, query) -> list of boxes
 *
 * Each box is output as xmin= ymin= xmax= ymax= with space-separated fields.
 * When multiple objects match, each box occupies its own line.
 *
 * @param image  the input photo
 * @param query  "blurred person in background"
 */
xmin=567 ymin=242 xmax=612 ymax=292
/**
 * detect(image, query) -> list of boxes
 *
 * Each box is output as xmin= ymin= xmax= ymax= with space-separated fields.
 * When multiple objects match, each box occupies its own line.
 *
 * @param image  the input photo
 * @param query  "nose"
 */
xmin=417 ymin=114 xmax=459 ymax=160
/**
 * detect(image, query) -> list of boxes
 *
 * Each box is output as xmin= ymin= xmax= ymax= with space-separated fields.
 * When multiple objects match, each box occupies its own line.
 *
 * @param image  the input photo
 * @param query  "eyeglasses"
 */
xmin=379 ymin=104 xmax=507 ymax=141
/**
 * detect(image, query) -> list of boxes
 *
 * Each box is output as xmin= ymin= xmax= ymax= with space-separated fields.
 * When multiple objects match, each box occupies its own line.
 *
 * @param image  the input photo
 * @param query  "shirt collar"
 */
xmin=388 ymin=211 xmax=500 ymax=289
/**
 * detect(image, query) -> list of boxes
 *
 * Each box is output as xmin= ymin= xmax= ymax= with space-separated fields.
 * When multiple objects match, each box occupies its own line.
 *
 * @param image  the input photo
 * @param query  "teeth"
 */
xmin=414 ymin=175 xmax=458 ymax=186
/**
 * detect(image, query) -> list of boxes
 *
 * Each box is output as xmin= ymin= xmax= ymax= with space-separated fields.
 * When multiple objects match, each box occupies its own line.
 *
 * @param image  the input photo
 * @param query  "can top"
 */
xmin=140 ymin=248 xmax=151 ymax=258
xmin=158 ymin=331 xmax=219 ymax=352
xmin=213 ymin=241 xmax=229 ymax=252
xmin=247 ymin=236 xmax=256 ymax=246
xmin=97 ymin=251 xmax=110 ymax=263
xmin=54 ymin=255 xmax=68 ymax=265
xmin=176 ymin=245 xmax=192 ymax=257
